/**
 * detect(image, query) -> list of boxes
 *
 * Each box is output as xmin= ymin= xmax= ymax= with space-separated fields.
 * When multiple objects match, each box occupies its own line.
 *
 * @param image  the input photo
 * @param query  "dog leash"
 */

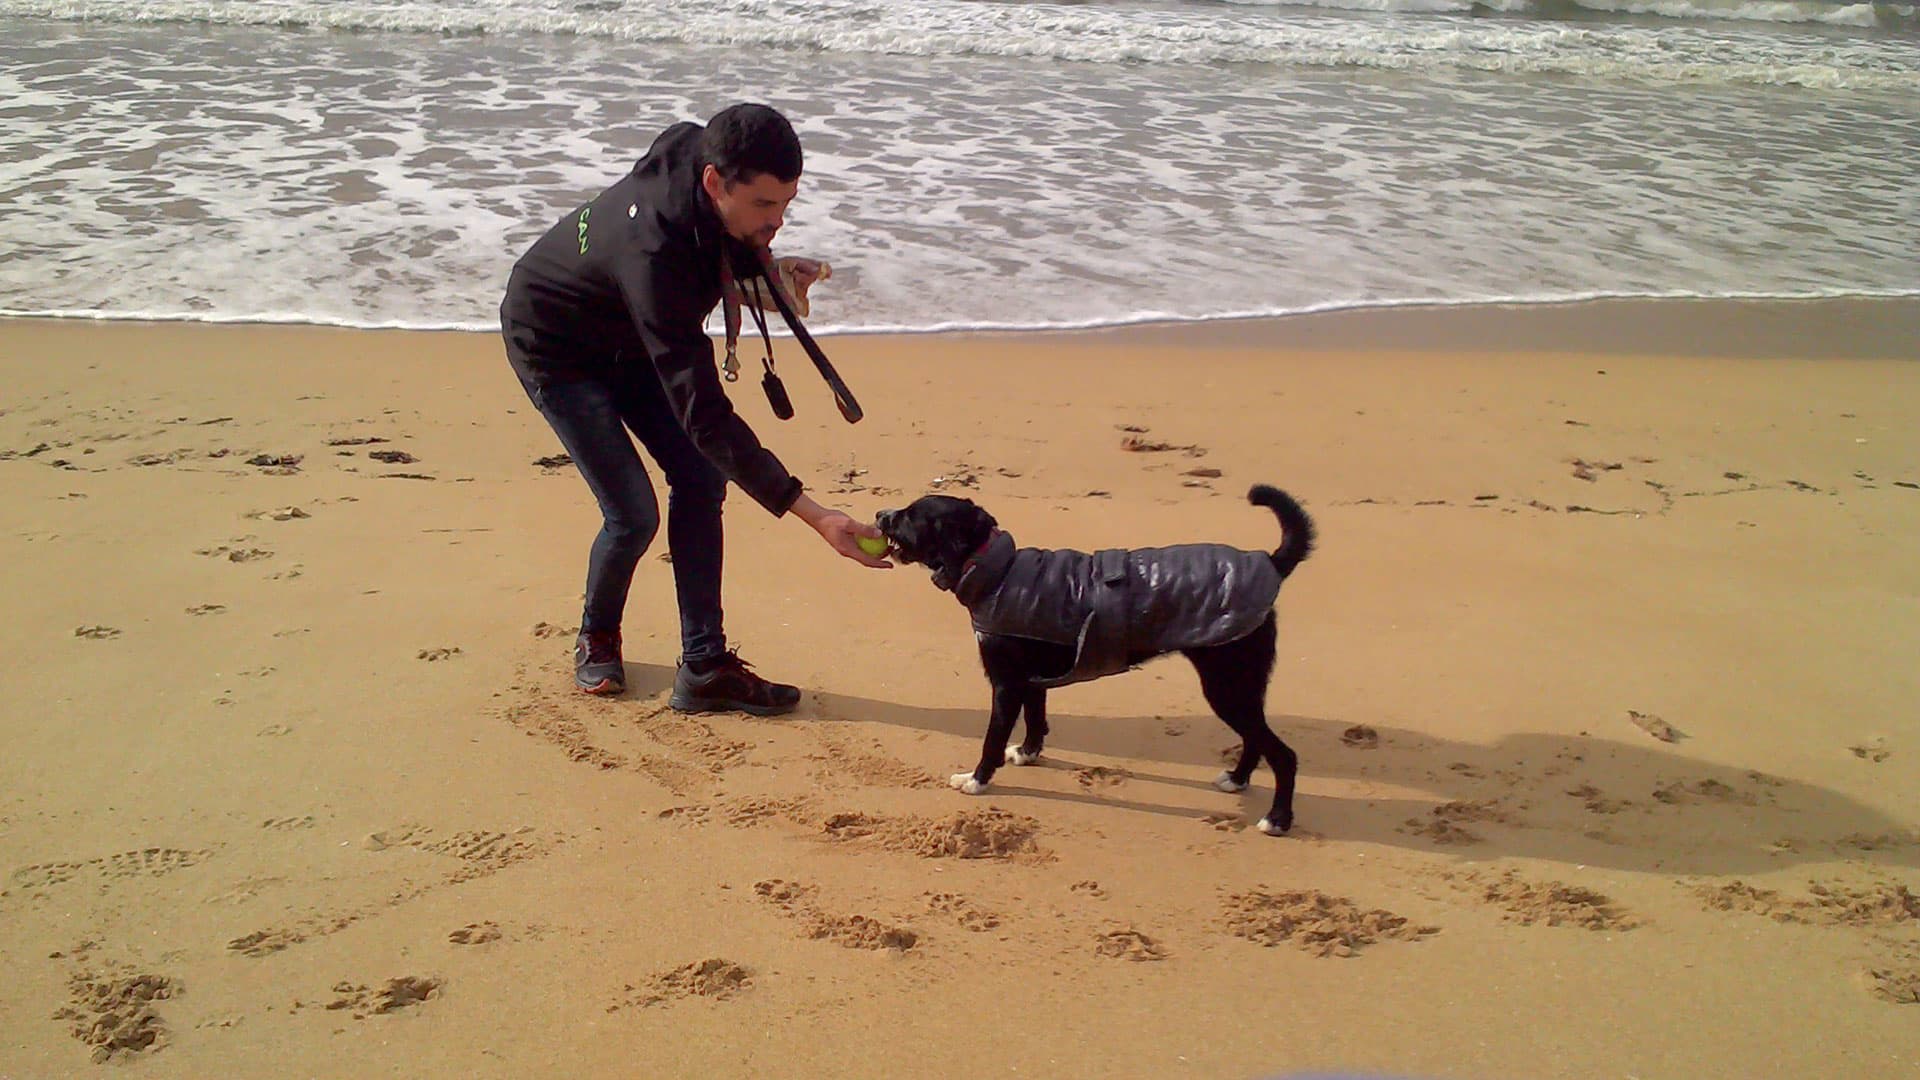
xmin=720 ymin=248 xmax=863 ymax=424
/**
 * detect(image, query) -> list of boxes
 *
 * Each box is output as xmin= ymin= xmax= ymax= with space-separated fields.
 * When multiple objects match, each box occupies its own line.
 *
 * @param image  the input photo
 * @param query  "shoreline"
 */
xmin=6 ymin=291 xmax=1919 ymax=360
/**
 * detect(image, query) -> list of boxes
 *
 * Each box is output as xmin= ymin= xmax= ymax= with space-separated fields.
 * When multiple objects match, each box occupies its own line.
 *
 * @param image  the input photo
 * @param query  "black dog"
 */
xmin=875 ymin=485 xmax=1314 ymax=835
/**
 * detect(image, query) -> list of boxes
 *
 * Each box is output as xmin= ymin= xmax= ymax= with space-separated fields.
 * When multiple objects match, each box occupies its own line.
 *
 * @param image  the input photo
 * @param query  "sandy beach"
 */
xmin=2 ymin=298 xmax=1917 ymax=1079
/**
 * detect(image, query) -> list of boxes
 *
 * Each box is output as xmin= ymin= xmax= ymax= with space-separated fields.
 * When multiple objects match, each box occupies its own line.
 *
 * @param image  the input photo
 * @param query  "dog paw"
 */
xmin=1005 ymin=747 xmax=1041 ymax=766
xmin=949 ymin=773 xmax=987 ymax=795
xmin=1256 ymin=816 xmax=1292 ymax=836
xmin=1212 ymin=771 xmax=1248 ymax=794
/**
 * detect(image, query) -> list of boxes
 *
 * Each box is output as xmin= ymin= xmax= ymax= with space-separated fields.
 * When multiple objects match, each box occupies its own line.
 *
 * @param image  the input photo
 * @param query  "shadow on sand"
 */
xmin=794 ymin=683 xmax=1916 ymax=879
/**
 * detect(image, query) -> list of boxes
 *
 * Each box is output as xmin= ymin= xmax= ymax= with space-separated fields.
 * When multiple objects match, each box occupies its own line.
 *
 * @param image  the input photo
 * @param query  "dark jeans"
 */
xmin=511 ymin=359 xmax=729 ymax=663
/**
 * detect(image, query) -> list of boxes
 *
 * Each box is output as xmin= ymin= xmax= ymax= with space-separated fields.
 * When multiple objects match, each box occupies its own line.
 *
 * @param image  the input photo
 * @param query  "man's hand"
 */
xmin=790 ymin=493 xmax=890 ymax=569
xmin=776 ymin=256 xmax=830 ymax=317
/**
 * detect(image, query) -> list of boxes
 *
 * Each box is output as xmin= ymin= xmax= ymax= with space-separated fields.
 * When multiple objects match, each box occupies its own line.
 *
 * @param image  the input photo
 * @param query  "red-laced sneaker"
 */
xmin=573 ymin=630 xmax=625 ymax=695
xmin=668 ymin=650 xmax=801 ymax=716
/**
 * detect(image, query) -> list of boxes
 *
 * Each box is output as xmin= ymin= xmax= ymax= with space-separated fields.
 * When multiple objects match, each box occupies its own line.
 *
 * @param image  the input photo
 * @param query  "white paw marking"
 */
xmin=1005 ymin=747 xmax=1040 ymax=766
xmin=1213 ymin=771 xmax=1248 ymax=793
xmin=1256 ymin=817 xmax=1284 ymax=836
xmin=950 ymin=773 xmax=986 ymax=795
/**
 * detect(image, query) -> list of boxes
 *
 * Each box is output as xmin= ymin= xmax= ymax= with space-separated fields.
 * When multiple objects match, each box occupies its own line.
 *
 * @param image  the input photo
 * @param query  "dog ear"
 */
xmin=965 ymin=501 xmax=998 ymax=536
xmin=928 ymin=500 xmax=997 ymax=577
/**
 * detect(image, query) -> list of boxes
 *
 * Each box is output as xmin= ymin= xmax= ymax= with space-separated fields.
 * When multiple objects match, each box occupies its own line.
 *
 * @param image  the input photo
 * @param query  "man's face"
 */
xmin=703 ymin=165 xmax=798 ymax=248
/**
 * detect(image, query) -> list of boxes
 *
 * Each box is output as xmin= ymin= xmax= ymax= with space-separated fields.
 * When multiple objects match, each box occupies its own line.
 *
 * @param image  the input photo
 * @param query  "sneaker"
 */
xmin=573 ymin=630 xmax=625 ymax=695
xmin=669 ymin=650 xmax=801 ymax=716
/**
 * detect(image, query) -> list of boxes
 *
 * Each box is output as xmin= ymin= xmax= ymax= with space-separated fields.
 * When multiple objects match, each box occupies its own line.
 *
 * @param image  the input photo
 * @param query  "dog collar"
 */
xmin=943 ymin=529 xmax=1017 ymax=605
xmin=928 ymin=529 xmax=997 ymax=591
xmin=929 ymin=526 xmax=1006 ymax=588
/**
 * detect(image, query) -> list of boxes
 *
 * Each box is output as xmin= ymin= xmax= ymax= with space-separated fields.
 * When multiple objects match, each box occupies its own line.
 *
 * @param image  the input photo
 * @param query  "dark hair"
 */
xmin=701 ymin=103 xmax=802 ymax=186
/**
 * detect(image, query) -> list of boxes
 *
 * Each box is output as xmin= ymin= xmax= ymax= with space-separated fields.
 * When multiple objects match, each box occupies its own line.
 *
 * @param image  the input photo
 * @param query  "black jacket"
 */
xmin=949 ymin=531 xmax=1283 ymax=688
xmin=500 ymin=122 xmax=802 ymax=516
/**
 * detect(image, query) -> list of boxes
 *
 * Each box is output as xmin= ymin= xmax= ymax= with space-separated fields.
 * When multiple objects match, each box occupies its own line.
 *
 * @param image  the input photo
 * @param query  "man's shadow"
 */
xmin=798 ymin=686 xmax=1917 ymax=879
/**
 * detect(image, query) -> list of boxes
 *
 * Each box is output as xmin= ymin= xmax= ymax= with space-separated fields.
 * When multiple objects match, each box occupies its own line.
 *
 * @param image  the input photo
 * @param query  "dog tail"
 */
xmin=1248 ymin=484 xmax=1315 ymax=580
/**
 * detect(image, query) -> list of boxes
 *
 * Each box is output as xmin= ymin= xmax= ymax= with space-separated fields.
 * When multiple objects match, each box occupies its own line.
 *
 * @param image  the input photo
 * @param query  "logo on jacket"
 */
xmin=577 ymin=205 xmax=591 ymax=255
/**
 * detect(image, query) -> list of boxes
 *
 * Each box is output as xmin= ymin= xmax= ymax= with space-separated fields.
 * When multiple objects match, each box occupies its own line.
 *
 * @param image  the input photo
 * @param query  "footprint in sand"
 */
xmin=1340 ymin=724 xmax=1380 ymax=749
xmin=362 ymin=825 xmax=549 ymax=874
xmin=53 ymin=970 xmax=180 ymax=1063
xmin=1691 ymin=878 xmax=1918 ymax=928
xmin=1399 ymin=816 xmax=1481 ymax=846
xmin=1867 ymin=965 xmax=1919 ymax=1005
xmin=925 ymin=892 xmax=1002 ymax=932
xmin=230 ymin=925 xmax=325 ymax=958
xmin=1075 ymin=765 xmax=1131 ymax=789
xmin=1836 ymin=831 xmax=1920 ymax=854
xmin=73 ymin=625 xmax=121 ymax=640
xmin=202 ymin=874 xmax=287 ymax=907
xmin=1071 ymin=880 xmax=1109 ymax=900
xmin=1565 ymin=784 xmax=1631 ymax=815
xmin=311 ymin=976 xmax=441 ymax=1018
xmin=495 ymin=677 xmax=714 ymax=792
xmin=807 ymin=729 xmax=939 ymax=789
xmin=1094 ymin=927 xmax=1168 ymax=961
xmin=416 ymin=647 xmax=463 ymax=661
xmin=185 ymin=604 xmax=226 ymax=616
xmin=821 ymin=808 xmax=1046 ymax=861
xmin=1222 ymin=888 xmax=1438 ymax=957
xmin=196 ymin=543 xmax=274 ymax=563
xmin=1651 ymin=778 xmax=1757 ymax=806
xmin=1447 ymin=869 xmax=1639 ymax=931
xmin=231 ymin=830 xmax=556 ymax=958
xmin=1201 ymin=812 xmax=1244 ymax=833
xmin=8 ymin=847 xmax=215 ymax=896
xmin=1399 ymin=800 xmax=1518 ymax=846
xmin=636 ymin=709 xmax=748 ymax=772
xmin=614 ymin=959 xmax=751 ymax=1010
xmin=449 ymin=921 xmax=502 ymax=945
xmin=753 ymin=878 xmax=918 ymax=952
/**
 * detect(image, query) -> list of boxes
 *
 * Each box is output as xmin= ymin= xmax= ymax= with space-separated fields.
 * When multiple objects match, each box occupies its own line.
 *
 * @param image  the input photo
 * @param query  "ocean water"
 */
xmin=1 ymin=0 xmax=1916 ymax=335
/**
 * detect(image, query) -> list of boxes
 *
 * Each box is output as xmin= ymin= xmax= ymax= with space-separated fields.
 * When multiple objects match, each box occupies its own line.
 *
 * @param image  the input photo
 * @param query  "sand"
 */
xmin=2 ymin=298 xmax=1917 ymax=1078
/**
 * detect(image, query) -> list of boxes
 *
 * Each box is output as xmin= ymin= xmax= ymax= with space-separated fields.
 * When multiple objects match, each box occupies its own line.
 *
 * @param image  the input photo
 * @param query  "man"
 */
xmin=500 ymin=103 xmax=888 ymax=713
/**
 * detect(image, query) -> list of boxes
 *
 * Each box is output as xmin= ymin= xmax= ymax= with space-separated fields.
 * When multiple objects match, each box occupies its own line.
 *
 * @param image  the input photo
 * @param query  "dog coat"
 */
xmin=945 ymin=530 xmax=1282 ymax=688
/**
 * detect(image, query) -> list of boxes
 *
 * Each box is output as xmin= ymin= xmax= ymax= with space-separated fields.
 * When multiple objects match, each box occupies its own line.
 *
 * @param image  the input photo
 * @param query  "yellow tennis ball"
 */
xmin=856 ymin=535 xmax=888 ymax=557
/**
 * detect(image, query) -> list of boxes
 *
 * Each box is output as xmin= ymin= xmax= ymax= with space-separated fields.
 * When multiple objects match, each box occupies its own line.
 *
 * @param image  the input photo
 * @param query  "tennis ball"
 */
xmin=856 ymin=535 xmax=889 ymax=557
